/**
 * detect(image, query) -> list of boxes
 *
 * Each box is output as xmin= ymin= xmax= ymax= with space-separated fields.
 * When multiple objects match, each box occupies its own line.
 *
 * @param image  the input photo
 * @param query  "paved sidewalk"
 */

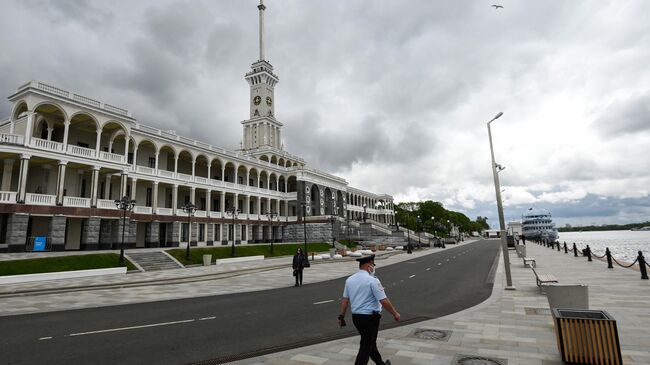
xmin=230 ymin=242 xmax=650 ymax=365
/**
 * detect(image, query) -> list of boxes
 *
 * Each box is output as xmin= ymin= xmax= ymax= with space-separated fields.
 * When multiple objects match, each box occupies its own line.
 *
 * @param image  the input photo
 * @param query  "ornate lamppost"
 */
xmin=114 ymin=196 xmax=136 ymax=265
xmin=182 ymin=201 xmax=196 ymax=261
xmin=225 ymin=207 xmax=240 ymax=257
xmin=362 ymin=203 xmax=367 ymax=223
xmin=417 ymin=215 xmax=422 ymax=249
xmin=265 ymin=210 xmax=278 ymax=255
xmin=300 ymin=201 xmax=310 ymax=266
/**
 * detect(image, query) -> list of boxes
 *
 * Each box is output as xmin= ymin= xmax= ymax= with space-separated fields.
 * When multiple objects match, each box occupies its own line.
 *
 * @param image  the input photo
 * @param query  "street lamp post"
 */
xmin=487 ymin=111 xmax=515 ymax=290
xmin=182 ymin=202 xmax=196 ymax=261
xmin=330 ymin=206 xmax=338 ymax=248
xmin=300 ymin=201 xmax=309 ymax=259
xmin=225 ymin=207 xmax=240 ymax=257
xmin=265 ymin=210 xmax=277 ymax=255
xmin=417 ymin=215 xmax=421 ymax=249
xmin=362 ymin=203 xmax=367 ymax=223
xmin=114 ymin=196 xmax=136 ymax=265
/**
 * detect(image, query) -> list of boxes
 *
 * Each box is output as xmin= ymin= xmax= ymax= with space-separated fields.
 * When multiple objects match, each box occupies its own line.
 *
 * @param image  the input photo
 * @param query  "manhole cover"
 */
xmin=452 ymin=354 xmax=507 ymax=365
xmin=410 ymin=328 xmax=451 ymax=341
xmin=524 ymin=307 xmax=551 ymax=316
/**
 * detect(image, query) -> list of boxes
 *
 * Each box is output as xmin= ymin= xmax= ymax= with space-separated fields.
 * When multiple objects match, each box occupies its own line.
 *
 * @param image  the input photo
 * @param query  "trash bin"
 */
xmin=546 ymin=284 xmax=588 ymax=310
xmin=202 ymin=254 xmax=212 ymax=266
xmin=552 ymin=308 xmax=622 ymax=364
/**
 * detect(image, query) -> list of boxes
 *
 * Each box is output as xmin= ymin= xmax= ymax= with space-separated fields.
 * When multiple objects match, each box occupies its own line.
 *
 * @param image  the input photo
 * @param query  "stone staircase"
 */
xmin=125 ymin=251 xmax=183 ymax=271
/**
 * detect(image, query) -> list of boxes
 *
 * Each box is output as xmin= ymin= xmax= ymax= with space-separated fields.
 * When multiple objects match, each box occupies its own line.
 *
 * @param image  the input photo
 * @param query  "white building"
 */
xmin=0 ymin=1 xmax=395 ymax=253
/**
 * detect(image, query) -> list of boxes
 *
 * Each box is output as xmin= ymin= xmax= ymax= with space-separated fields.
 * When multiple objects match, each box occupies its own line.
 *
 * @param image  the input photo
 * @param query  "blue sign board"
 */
xmin=33 ymin=236 xmax=47 ymax=252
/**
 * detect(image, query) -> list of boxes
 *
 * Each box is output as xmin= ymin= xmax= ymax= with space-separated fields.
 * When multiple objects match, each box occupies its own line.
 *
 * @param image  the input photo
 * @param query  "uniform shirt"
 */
xmin=342 ymin=270 xmax=387 ymax=315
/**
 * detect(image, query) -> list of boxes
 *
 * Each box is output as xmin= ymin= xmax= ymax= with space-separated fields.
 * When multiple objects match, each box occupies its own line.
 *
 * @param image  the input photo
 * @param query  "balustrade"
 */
xmin=194 ymin=210 xmax=207 ymax=218
xmin=31 ymin=138 xmax=63 ymax=152
xmin=133 ymin=206 xmax=153 ymax=214
xmin=194 ymin=176 xmax=209 ymax=184
xmin=156 ymin=207 xmax=173 ymax=215
xmin=136 ymin=165 xmax=155 ymax=175
xmin=97 ymin=199 xmax=117 ymax=209
xmin=177 ymin=173 xmax=193 ymax=182
xmin=25 ymin=193 xmax=56 ymax=206
xmin=67 ymin=144 xmax=96 ymax=158
xmin=0 ymin=134 xmax=24 ymax=145
xmin=0 ymin=191 xmax=17 ymax=203
xmin=158 ymin=170 xmax=175 ymax=178
xmin=99 ymin=151 xmax=125 ymax=164
xmin=209 ymin=211 xmax=222 ymax=218
xmin=63 ymin=196 xmax=91 ymax=208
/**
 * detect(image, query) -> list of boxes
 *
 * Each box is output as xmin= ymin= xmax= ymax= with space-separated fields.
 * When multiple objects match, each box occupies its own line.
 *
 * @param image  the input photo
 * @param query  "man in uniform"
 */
xmin=338 ymin=255 xmax=400 ymax=365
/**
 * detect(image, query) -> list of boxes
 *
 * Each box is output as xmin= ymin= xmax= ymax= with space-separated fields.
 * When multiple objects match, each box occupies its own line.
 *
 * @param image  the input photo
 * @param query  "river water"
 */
xmin=559 ymin=230 xmax=650 ymax=263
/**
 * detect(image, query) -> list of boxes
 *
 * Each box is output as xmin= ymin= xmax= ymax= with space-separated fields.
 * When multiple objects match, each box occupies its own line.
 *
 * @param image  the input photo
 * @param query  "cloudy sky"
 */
xmin=2 ymin=0 xmax=649 ymax=228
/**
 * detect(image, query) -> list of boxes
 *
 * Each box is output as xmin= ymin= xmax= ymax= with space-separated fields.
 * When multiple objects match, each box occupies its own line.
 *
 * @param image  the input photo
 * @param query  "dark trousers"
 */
xmin=352 ymin=313 xmax=383 ymax=365
xmin=294 ymin=269 xmax=303 ymax=286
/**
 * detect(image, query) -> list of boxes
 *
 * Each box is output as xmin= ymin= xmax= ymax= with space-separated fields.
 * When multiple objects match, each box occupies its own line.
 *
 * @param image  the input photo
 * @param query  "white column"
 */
xmin=220 ymin=192 xmax=226 ymax=213
xmin=234 ymin=193 xmax=239 ymax=212
xmin=191 ymin=159 xmax=196 ymax=177
xmin=190 ymin=187 xmax=195 ymax=205
xmin=104 ymin=175 xmax=111 ymax=200
xmin=123 ymin=136 xmax=130 ymax=161
xmin=172 ymin=185 xmax=178 ymax=215
xmin=152 ymin=181 xmax=159 ymax=212
xmin=62 ymin=120 xmax=70 ymax=151
xmin=154 ymin=152 xmax=160 ymax=171
xmin=174 ymin=156 xmax=179 ymax=173
xmin=47 ymin=128 xmax=53 ymax=141
xmin=132 ymin=146 xmax=138 ymax=168
xmin=119 ymin=172 xmax=128 ymax=198
xmin=90 ymin=166 xmax=100 ymax=207
xmin=2 ymin=159 xmax=15 ymax=191
xmin=205 ymin=190 xmax=211 ymax=213
xmin=266 ymin=175 xmax=270 ymax=190
xmin=130 ymin=178 xmax=137 ymax=201
xmin=207 ymin=163 xmax=211 ymax=180
xmin=256 ymin=196 xmax=261 ymax=215
xmin=23 ymin=112 xmax=35 ymax=147
xmin=245 ymin=195 xmax=250 ymax=215
xmin=246 ymin=170 xmax=250 ymax=186
xmin=16 ymin=154 xmax=31 ymax=203
xmin=55 ymin=161 xmax=67 ymax=206
xmin=221 ymin=166 xmax=226 ymax=182
xmin=95 ymin=129 xmax=102 ymax=158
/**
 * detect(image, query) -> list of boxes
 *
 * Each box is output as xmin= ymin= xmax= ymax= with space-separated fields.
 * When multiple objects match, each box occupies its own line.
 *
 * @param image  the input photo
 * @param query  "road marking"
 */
xmin=314 ymin=300 xmax=334 ymax=305
xmin=437 ymin=263 xmax=442 ymax=265
xmin=68 ymin=319 xmax=195 ymax=337
xmin=199 ymin=317 xmax=216 ymax=321
xmin=409 ymin=275 xmax=416 ymax=278
xmin=426 ymin=268 xmax=431 ymax=271
xmin=446 ymin=259 xmax=450 ymax=262
xmin=39 ymin=337 xmax=52 ymax=341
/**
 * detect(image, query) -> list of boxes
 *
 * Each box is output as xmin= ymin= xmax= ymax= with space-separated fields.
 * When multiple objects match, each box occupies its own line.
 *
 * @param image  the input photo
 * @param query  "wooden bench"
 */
xmin=531 ymin=266 xmax=558 ymax=291
xmin=523 ymin=257 xmax=536 ymax=268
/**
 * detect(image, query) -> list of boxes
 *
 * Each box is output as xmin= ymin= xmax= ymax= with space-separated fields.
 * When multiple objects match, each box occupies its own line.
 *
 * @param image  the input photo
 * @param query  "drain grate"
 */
xmin=524 ymin=307 xmax=551 ymax=316
xmin=410 ymin=328 xmax=451 ymax=341
xmin=452 ymin=354 xmax=507 ymax=365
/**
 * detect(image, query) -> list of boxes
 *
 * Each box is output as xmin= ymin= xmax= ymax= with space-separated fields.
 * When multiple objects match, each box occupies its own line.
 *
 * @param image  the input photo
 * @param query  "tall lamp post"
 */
xmin=114 ymin=196 xmax=136 ymax=265
xmin=362 ymin=203 xmax=367 ymax=223
xmin=182 ymin=201 xmax=196 ymax=261
xmin=300 ymin=201 xmax=309 ymax=259
xmin=416 ymin=215 xmax=422 ymax=248
xmin=265 ymin=210 xmax=277 ymax=255
xmin=487 ymin=111 xmax=515 ymax=290
xmin=225 ymin=207 xmax=240 ymax=257
xmin=329 ymin=206 xmax=338 ymax=248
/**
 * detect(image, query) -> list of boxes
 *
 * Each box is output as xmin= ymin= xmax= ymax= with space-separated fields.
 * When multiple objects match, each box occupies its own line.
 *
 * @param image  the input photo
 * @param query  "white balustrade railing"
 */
xmin=156 ymin=207 xmax=173 ymax=215
xmin=0 ymin=134 xmax=24 ymax=145
xmin=287 ymin=216 xmax=298 ymax=222
xmin=210 ymin=179 xmax=223 ymax=187
xmin=63 ymin=196 xmax=91 ymax=208
xmin=133 ymin=206 xmax=153 ymax=214
xmin=194 ymin=176 xmax=209 ymax=184
xmin=177 ymin=173 xmax=193 ymax=182
xmin=194 ymin=210 xmax=207 ymax=218
xmin=209 ymin=211 xmax=222 ymax=218
xmin=31 ymin=138 xmax=63 ymax=152
xmin=285 ymin=192 xmax=298 ymax=200
xmin=67 ymin=144 xmax=96 ymax=158
xmin=225 ymin=182 xmax=236 ymax=189
xmin=99 ymin=151 xmax=125 ymax=164
xmin=136 ymin=165 xmax=155 ymax=175
xmin=158 ymin=170 xmax=175 ymax=178
xmin=97 ymin=199 xmax=117 ymax=209
xmin=248 ymin=214 xmax=259 ymax=220
xmin=25 ymin=193 xmax=56 ymax=206
xmin=0 ymin=191 xmax=17 ymax=203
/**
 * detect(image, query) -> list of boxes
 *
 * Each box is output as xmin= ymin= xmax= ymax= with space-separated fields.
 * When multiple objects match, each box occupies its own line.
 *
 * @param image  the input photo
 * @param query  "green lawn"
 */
xmin=0 ymin=253 xmax=137 ymax=276
xmin=339 ymin=240 xmax=359 ymax=249
xmin=166 ymin=242 xmax=333 ymax=266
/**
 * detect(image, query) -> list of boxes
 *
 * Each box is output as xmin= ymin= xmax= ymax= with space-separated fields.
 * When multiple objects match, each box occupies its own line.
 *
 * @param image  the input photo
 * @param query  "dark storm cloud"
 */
xmin=20 ymin=0 xmax=115 ymax=28
xmin=593 ymin=92 xmax=650 ymax=137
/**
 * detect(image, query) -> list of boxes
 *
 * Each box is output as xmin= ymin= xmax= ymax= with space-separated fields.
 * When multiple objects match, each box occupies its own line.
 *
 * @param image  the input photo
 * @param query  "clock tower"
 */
xmin=241 ymin=0 xmax=283 ymax=151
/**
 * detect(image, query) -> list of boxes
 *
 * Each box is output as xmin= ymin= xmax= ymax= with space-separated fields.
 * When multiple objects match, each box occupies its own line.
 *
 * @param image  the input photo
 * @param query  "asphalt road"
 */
xmin=0 ymin=239 xmax=500 ymax=365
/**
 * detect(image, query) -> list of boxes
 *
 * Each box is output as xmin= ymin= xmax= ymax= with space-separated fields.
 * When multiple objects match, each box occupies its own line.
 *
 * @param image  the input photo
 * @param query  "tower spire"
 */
xmin=258 ymin=0 xmax=266 ymax=61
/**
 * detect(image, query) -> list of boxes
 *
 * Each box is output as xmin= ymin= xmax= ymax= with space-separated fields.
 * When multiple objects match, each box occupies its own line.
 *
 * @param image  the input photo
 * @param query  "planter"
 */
xmin=552 ymin=309 xmax=622 ymax=365
xmin=202 ymin=254 xmax=212 ymax=266
xmin=546 ymin=284 xmax=588 ymax=310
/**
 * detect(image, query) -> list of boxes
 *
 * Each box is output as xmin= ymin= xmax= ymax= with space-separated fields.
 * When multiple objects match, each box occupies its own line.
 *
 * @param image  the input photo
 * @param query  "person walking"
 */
xmin=338 ymin=255 xmax=399 ymax=365
xmin=292 ymin=248 xmax=307 ymax=286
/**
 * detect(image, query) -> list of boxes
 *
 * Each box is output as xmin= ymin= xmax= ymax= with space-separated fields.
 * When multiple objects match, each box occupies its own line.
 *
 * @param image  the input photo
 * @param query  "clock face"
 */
xmin=266 ymin=96 xmax=273 ymax=106
xmin=254 ymin=96 xmax=261 ymax=105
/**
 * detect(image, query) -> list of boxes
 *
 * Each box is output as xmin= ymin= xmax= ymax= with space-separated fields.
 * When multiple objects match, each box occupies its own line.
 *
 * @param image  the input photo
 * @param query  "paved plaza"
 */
xmin=1 ymin=241 xmax=649 ymax=364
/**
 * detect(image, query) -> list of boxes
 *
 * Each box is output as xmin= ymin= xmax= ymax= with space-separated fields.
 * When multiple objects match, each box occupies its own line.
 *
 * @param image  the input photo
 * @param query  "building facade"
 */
xmin=0 ymin=1 xmax=395 ymax=253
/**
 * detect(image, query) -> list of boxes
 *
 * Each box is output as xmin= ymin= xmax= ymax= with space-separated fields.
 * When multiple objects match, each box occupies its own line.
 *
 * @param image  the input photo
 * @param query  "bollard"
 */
xmin=638 ymin=251 xmax=649 ymax=280
xmin=563 ymin=241 xmax=568 ymax=254
xmin=556 ymin=241 xmax=560 ymax=251
xmin=606 ymin=247 xmax=613 ymax=269
xmin=573 ymin=242 xmax=578 ymax=257
xmin=586 ymin=245 xmax=592 ymax=262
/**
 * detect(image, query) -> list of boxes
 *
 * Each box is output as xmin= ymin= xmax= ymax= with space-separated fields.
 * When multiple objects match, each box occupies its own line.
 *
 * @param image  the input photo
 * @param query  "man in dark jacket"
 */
xmin=292 ymin=248 xmax=307 ymax=286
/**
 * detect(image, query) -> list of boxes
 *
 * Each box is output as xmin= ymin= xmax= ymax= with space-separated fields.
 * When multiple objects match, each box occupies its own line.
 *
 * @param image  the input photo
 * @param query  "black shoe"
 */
xmin=383 ymin=360 xmax=391 ymax=365
xmin=294 ymin=284 xmax=298 ymax=287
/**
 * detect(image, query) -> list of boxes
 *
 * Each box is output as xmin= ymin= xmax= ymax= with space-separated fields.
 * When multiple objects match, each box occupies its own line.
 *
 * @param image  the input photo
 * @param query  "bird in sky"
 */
xmin=492 ymin=4 xmax=504 ymax=9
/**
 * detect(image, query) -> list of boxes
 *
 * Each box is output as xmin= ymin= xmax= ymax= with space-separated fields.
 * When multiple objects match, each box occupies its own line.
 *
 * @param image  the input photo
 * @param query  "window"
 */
xmin=127 ymin=153 xmax=133 ymax=164
xmin=148 ymin=157 xmax=156 ymax=168
xmin=181 ymin=223 xmax=189 ymax=242
xmin=242 ymin=225 xmax=247 ymax=240
xmin=199 ymin=224 xmax=205 ymax=241
xmin=146 ymin=188 xmax=152 ymax=207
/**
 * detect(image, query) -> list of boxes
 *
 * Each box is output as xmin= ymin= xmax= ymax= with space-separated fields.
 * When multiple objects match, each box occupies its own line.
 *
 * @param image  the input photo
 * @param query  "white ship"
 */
xmin=521 ymin=208 xmax=559 ymax=242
